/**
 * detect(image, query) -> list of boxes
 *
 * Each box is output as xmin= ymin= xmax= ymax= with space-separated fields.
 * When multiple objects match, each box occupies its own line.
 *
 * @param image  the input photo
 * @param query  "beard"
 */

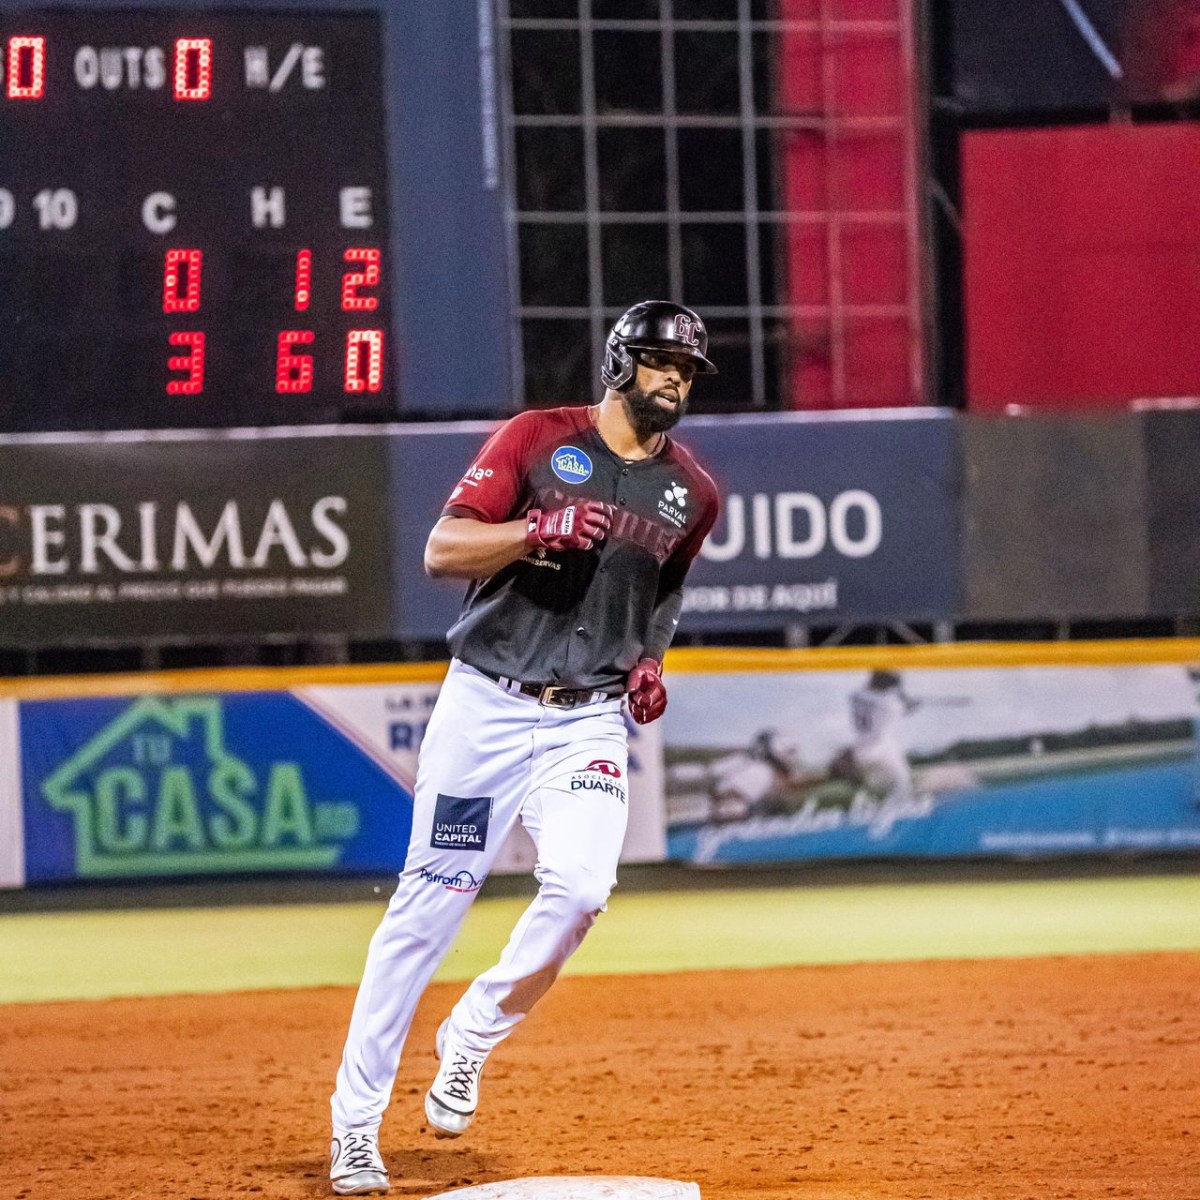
xmin=622 ymin=384 xmax=687 ymax=439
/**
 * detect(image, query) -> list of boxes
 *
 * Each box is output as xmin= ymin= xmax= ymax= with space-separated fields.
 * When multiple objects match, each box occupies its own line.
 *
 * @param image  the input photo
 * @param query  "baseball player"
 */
xmin=845 ymin=670 xmax=920 ymax=803
xmin=329 ymin=300 xmax=720 ymax=1195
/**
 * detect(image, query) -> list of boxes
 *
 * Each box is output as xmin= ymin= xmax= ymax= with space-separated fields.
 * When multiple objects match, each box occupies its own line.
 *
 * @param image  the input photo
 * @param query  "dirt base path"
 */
xmin=3 ymin=953 xmax=1197 ymax=1200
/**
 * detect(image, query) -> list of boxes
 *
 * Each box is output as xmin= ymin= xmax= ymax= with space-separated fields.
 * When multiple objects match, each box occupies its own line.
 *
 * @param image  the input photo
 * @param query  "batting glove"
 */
xmin=626 ymin=657 xmax=667 ymax=725
xmin=525 ymin=500 xmax=613 ymax=551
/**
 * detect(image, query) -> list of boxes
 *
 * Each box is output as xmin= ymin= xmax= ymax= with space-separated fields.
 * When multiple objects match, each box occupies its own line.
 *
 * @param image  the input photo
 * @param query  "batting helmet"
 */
xmin=601 ymin=300 xmax=718 ymax=391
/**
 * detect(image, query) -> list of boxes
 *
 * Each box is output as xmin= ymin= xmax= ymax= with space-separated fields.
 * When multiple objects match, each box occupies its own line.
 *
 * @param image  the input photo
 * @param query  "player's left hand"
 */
xmin=626 ymin=657 xmax=667 ymax=724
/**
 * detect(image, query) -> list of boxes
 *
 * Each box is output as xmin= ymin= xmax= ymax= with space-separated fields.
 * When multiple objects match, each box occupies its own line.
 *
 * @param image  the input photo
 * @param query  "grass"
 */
xmin=3 ymin=872 xmax=1199 ymax=1004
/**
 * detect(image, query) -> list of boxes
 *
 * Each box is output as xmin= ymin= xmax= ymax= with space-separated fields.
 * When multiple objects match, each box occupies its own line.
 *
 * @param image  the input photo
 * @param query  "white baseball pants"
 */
xmin=331 ymin=659 xmax=630 ymax=1133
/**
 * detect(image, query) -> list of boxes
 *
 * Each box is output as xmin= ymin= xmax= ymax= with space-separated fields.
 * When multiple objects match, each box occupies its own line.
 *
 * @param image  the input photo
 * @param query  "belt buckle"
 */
xmin=539 ymin=684 xmax=580 ymax=708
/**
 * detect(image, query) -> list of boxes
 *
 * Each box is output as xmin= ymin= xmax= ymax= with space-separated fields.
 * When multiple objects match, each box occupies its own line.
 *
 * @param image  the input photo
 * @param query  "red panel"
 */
xmin=843 ymin=319 xmax=911 ymax=404
xmin=831 ymin=136 xmax=906 ymax=209
xmin=842 ymin=223 xmax=906 ymax=304
xmin=965 ymin=124 xmax=1200 ymax=411
xmin=777 ymin=0 xmax=900 ymax=18
xmin=777 ymin=4 xmax=919 ymax=409
xmin=834 ymin=33 xmax=904 ymax=116
xmin=786 ymin=224 xmax=830 ymax=306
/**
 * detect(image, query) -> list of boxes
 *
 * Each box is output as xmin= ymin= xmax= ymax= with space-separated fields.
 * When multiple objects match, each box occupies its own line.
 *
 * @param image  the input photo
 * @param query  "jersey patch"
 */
xmin=419 ymin=865 xmax=484 ymax=893
xmin=550 ymin=445 xmax=593 ymax=484
xmin=658 ymin=480 xmax=689 ymax=528
xmin=431 ymin=794 xmax=492 ymax=852
xmin=568 ymin=772 xmax=627 ymax=803
xmin=586 ymin=759 xmax=622 ymax=778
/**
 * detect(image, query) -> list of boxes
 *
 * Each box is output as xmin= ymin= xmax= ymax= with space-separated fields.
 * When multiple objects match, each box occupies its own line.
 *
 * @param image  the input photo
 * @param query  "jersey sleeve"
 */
xmin=441 ymin=412 xmax=542 ymax=523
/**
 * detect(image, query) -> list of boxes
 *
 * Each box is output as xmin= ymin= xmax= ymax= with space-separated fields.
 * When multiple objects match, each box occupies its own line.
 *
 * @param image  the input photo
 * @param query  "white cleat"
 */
xmin=330 ymin=1128 xmax=390 ymax=1195
xmin=424 ymin=1017 xmax=485 ymax=1139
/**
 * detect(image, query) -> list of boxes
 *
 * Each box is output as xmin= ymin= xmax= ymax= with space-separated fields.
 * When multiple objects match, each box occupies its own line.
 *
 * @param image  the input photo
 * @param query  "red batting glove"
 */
xmin=525 ymin=500 xmax=613 ymax=551
xmin=626 ymin=657 xmax=667 ymax=725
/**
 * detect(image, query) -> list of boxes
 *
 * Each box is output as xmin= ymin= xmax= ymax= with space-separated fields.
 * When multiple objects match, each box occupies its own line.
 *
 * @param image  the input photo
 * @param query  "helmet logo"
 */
xmin=673 ymin=313 xmax=701 ymax=346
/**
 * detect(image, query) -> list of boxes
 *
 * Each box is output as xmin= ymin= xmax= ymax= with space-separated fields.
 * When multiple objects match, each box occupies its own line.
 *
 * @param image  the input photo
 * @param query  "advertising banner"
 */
xmin=0 ymin=431 xmax=393 ymax=645
xmin=679 ymin=412 xmax=960 ymax=629
xmin=388 ymin=412 xmax=961 ymax=639
xmin=19 ymin=691 xmax=416 ymax=882
xmin=385 ymin=423 xmax=495 ymax=640
xmin=664 ymin=660 xmax=1200 ymax=865
xmin=0 ymin=699 xmax=23 ymax=888
xmin=17 ymin=677 xmax=665 ymax=884
xmin=1144 ymin=410 xmax=1200 ymax=615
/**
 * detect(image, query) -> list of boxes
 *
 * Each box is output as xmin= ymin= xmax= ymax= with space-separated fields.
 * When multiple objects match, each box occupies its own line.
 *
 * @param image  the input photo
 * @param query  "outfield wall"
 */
xmin=5 ymin=410 xmax=1200 ymax=650
xmin=2 ymin=641 xmax=1199 ymax=888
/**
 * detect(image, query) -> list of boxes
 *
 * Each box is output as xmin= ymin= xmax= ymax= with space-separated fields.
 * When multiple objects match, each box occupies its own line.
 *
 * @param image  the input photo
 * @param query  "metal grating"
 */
xmin=500 ymin=0 xmax=925 ymax=411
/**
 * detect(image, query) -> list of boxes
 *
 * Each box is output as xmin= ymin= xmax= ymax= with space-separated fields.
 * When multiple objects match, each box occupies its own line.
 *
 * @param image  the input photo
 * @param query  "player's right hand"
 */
xmin=525 ymin=501 xmax=614 ymax=551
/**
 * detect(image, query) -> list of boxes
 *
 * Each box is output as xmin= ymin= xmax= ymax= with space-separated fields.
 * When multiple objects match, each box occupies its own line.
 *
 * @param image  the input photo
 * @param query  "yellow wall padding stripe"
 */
xmin=662 ymin=638 xmax=1200 ymax=674
xmin=0 ymin=638 xmax=1197 ymax=702
xmin=0 ymin=660 xmax=449 ymax=702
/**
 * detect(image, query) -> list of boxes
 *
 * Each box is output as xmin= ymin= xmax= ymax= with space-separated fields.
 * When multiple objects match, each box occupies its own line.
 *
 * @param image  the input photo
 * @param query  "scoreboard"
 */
xmin=0 ymin=8 xmax=397 ymax=431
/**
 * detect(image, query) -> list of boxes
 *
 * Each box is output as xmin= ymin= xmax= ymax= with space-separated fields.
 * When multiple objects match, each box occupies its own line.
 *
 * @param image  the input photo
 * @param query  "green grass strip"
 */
xmin=3 ymin=874 xmax=1199 ymax=1004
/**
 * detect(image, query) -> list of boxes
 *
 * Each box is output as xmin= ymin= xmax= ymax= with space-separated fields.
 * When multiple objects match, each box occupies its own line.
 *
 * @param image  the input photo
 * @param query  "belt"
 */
xmin=474 ymin=666 xmax=623 ymax=709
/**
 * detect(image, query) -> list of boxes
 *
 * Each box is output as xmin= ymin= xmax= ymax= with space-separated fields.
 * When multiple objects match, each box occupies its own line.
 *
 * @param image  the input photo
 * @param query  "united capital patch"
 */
xmin=431 ymin=794 xmax=492 ymax=851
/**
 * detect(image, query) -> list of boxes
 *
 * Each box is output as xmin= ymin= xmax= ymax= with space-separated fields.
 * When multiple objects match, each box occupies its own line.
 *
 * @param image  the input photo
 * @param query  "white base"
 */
xmin=425 ymin=1178 xmax=700 ymax=1200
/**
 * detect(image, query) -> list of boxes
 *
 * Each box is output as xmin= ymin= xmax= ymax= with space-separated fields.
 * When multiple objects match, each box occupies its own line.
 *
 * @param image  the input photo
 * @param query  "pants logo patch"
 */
xmin=431 ymin=794 xmax=492 ymax=851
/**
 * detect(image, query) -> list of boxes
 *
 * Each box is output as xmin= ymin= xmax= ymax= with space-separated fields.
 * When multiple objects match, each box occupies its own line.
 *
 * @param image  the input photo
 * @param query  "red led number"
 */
xmin=166 ymin=332 xmax=206 ymax=395
xmin=294 ymin=249 xmax=313 ymax=312
xmin=345 ymin=330 xmax=384 ymax=393
xmin=341 ymin=248 xmax=381 ymax=312
xmin=162 ymin=249 xmax=203 ymax=313
xmin=276 ymin=331 xmax=315 ymax=394
xmin=6 ymin=36 xmax=46 ymax=100
xmin=173 ymin=38 xmax=212 ymax=101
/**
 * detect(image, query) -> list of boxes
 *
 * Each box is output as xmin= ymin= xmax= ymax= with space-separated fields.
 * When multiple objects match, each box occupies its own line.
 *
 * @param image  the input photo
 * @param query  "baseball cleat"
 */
xmin=330 ymin=1128 xmax=390 ymax=1195
xmin=424 ymin=1017 xmax=485 ymax=1138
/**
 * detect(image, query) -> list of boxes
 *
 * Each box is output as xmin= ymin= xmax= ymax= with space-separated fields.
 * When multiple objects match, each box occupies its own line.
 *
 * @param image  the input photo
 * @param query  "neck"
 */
xmin=592 ymin=394 xmax=664 ymax=460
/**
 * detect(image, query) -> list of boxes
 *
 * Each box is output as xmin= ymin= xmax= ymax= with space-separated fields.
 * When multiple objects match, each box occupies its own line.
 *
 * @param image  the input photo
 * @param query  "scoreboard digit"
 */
xmin=0 ymin=10 xmax=395 ymax=431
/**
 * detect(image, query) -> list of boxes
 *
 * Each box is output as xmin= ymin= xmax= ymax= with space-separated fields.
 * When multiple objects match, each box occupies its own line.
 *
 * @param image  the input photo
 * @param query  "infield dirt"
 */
xmin=2 ymin=953 xmax=1196 ymax=1200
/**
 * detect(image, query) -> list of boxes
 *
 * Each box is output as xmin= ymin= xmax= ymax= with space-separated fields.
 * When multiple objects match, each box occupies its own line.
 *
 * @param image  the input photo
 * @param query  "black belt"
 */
xmin=474 ymin=666 xmax=624 ymax=709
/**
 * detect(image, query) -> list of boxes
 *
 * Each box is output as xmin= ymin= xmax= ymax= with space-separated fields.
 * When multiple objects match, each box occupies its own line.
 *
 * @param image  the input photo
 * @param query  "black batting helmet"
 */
xmin=601 ymin=300 xmax=718 ymax=391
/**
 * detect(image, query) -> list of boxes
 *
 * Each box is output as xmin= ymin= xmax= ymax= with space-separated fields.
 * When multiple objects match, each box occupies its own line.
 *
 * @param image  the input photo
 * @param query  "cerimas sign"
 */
xmin=0 ymin=433 xmax=392 ymax=643
xmin=679 ymin=413 xmax=961 ymax=628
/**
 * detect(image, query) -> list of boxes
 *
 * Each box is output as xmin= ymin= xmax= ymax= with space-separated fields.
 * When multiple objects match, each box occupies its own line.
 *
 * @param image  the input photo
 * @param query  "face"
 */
xmin=622 ymin=349 xmax=697 ymax=435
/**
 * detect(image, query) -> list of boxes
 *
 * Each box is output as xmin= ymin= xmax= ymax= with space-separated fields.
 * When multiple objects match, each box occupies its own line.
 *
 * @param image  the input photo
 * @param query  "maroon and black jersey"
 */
xmin=439 ymin=406 xmax=719 ymax=689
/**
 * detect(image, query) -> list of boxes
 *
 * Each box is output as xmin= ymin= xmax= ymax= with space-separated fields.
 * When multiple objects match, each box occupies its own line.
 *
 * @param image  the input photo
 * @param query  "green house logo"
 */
xmin=42 ymin=696 xmax=360 ymax=877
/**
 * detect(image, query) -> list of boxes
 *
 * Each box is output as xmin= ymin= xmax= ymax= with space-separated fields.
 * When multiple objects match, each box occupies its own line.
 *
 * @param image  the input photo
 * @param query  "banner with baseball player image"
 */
xmin=13 ymin=678 xmax=665 ymax=885
xmin=664 ymin=659 xmax=1200 ymax=865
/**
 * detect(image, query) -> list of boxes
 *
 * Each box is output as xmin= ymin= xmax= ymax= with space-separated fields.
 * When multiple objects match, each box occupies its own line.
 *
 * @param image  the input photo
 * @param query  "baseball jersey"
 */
xmin=439 ymin=406 xmax=719 ymax=689
xmin=850 ymin=688 xmax=909 ymax=750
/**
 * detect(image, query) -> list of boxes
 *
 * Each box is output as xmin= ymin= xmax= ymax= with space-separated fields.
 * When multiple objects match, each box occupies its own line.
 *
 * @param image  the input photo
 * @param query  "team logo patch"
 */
xmin=431 ymin=794 xmax=492 ymax=851
xmin=569 ymin=762 xmax=627 ymax=803
xmin=419 ymin=866 xmax=484 ymax=894
xmin=551 ymin=445 xmax=593 ymax=484
xmin=658 ymin=481 xmax=689 ymax=529
xmin=586 ymin=759 xmax=623 ymax=778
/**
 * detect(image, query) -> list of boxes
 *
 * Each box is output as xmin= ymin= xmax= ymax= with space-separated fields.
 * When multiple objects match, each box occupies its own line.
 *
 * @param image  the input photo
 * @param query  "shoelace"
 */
xmin=442 ymin=1052 xmax=481 ymax=1103
xmin=340 ymin=1134 xmax=381 ymax=1172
